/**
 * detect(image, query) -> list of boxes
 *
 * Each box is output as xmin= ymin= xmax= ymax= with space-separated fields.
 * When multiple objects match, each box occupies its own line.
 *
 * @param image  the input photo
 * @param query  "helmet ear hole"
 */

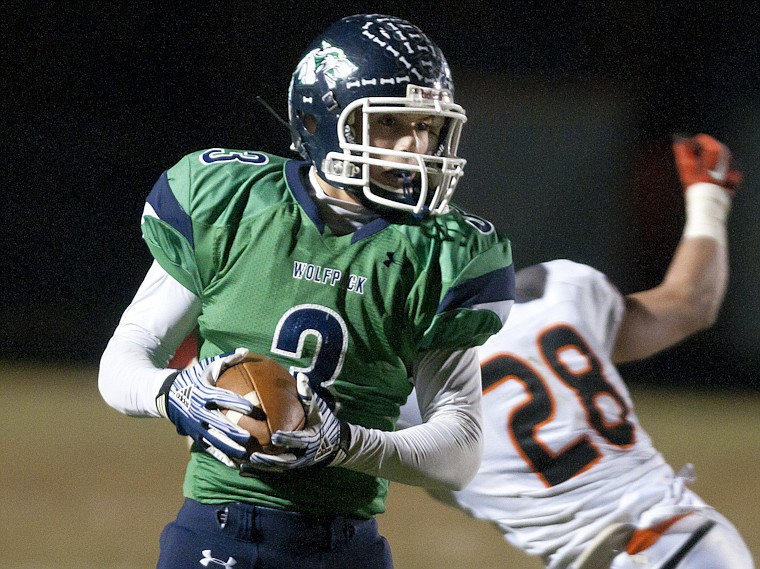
xmin=304 ymin=114 xmax=317 ymax=134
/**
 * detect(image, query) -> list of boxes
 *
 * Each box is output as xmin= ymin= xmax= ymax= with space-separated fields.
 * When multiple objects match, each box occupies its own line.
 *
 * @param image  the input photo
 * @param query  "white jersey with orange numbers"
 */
xmin=420 ymin=259 xmax=752 ymax=568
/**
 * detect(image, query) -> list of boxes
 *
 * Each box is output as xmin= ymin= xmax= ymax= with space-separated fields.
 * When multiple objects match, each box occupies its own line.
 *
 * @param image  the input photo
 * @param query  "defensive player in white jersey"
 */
xmin=401 ymin=133 xmax=754 ymax=569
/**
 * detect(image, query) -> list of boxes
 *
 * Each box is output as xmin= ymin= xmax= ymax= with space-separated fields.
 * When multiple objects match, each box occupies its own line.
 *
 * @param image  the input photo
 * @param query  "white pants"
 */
xmin=608 ymin=509 xmax=754 ymax=569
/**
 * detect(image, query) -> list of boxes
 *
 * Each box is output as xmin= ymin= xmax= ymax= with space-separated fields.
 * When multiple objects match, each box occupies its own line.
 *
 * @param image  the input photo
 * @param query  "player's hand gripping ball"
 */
xmin=216 ymin=354 xmax=306 ymax=457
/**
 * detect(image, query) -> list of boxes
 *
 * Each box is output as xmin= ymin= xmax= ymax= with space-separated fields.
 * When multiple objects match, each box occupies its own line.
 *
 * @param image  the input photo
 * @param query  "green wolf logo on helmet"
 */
xmin=295 ymin=42 xmax=358 ymax=89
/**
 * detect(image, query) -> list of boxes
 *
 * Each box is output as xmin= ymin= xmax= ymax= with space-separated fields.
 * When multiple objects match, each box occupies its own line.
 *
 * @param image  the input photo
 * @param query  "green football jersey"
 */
xmin=141 ymin=148 xmax=515 ymax=518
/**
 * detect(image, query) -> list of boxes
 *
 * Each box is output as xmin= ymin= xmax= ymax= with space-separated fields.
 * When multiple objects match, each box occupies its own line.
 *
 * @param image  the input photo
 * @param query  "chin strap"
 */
xmin=400 ymin=172 xmax=413 ymax=200
xmin=394 ymin=171 xmax=430 ymax=218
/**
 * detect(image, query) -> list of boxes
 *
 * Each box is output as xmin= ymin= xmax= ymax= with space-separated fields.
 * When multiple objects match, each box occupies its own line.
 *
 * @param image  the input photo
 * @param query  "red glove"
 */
xmin=672 ymin=133 xmax=742 ymax=194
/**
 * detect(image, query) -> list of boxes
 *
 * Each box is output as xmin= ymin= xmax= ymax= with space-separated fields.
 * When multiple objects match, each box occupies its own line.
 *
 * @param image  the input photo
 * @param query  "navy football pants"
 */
xmin=157 ymin=498 xmax=393 ymax=569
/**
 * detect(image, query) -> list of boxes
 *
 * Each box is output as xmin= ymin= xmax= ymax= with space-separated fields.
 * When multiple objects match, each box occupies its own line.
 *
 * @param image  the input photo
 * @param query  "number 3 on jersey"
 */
xmin=271 ymin=304 xmax=347 ymax=392
xmin=481 ymin=324 xmax=635 ymax=487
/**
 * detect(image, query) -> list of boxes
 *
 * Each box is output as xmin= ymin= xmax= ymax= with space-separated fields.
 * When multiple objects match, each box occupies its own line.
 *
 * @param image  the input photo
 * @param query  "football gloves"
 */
xmin=672 ymin=133 xmax=742 ymax=193
xmin=157 ymin=347 xmax=254 ymax=466
xmin=240 ymin=373 xmax=351 ymax=474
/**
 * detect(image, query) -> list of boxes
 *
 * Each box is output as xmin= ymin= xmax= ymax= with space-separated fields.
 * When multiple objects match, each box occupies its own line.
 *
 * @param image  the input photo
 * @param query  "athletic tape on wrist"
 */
xmin=156 ymin=370 xmax=180 ymax=419
xmin=683 ymin=183 xmax=731 ymax=245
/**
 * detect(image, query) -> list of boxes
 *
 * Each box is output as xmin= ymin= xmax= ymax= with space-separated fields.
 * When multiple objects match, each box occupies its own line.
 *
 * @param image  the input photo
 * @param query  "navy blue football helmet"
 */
xmin=288 ymin=14 xmax=467 ymax=216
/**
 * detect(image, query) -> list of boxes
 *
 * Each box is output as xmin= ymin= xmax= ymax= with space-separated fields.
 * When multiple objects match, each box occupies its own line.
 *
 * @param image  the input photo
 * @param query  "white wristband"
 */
xmin=683 ymin=182 xmax=731 ymax=246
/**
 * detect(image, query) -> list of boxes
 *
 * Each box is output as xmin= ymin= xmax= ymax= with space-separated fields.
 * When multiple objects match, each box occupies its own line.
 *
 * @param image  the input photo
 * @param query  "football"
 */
xmin=216 ymin=353 xmax=306 ymax=456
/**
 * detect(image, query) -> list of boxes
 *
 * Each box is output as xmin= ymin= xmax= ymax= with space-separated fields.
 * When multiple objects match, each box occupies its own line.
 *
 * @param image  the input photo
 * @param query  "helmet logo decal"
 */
xmin=295 ymin=42 xmax=357 ymax=89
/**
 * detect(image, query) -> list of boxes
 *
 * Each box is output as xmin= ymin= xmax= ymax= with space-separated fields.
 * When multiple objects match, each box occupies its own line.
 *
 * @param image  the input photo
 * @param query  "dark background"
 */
xmin=4 ymin=2 xmax=760 ymax=389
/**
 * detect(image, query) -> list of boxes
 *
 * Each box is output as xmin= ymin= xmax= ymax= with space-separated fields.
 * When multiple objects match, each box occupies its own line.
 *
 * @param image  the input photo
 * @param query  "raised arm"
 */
xmin=612 ymin=134 xmax=741 ymax=363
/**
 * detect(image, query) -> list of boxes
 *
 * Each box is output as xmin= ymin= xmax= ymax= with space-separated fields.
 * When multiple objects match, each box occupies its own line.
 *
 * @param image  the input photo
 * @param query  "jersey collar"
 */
xmin=285 ymin=160 xmax=391 ymax=242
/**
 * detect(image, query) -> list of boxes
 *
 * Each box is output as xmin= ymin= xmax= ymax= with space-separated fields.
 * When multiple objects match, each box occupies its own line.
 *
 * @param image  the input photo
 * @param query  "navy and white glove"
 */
xmin=240 ymin=373 xmax=351 ymax=474
xmin=156 ymin=347 xmax=254 ymax=466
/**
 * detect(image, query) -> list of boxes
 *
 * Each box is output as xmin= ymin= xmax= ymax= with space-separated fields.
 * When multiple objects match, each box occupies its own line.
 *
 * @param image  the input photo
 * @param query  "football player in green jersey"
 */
xmin=99 ymin=13 xmax=515 ymax=569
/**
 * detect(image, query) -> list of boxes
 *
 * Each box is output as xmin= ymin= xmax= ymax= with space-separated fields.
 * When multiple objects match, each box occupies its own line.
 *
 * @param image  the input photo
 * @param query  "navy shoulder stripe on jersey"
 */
xmin=438 ymin=264 xmax=516 ymax=314
xmin=146 ymin=171 xmax=194 ymax=248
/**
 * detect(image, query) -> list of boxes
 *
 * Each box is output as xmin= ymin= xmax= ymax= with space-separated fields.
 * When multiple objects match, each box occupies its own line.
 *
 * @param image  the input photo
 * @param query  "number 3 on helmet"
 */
xmin=288 ymin=14 xmax=467 ymax=217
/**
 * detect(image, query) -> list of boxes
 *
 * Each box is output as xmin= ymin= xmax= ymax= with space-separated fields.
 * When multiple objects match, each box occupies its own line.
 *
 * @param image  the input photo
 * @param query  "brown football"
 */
xmin=216 ymin=353 xmax=306 ymax=456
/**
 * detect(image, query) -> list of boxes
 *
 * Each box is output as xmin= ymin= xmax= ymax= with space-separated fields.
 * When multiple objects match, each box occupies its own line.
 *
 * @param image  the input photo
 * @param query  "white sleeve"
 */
xmin=396 ymin=389 xmax=423 ymax=429
xmin=98 ymin=260 xmax=202 ymax=417
xmin=340 ymin=347 xmax=483 ymax=490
